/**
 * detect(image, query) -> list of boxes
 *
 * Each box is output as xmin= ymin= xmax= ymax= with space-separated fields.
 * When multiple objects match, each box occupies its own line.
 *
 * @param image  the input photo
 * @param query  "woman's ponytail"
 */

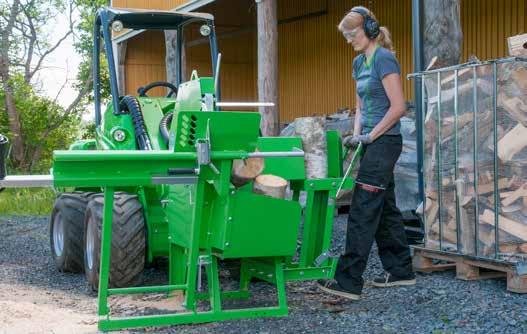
xmin=377 ymin=26 xmax=394 ymax=52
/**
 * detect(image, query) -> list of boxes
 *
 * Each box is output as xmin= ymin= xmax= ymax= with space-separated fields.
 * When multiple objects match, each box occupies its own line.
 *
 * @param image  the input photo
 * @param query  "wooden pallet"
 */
xmin=412 ymin=246 xmax=527 ymax=293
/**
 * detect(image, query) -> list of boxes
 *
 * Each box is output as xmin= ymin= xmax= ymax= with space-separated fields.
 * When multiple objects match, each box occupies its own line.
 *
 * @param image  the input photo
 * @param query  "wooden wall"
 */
xmin=114 ymin=0 xmax=527 ymax=122
xmin=112 ymin=0 xmax=187 ymax=10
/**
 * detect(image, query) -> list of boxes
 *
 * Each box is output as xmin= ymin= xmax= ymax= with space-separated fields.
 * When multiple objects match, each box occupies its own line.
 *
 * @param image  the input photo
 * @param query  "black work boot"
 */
xmin=317 ymin=280 xmax=361 ymax=300
xmin=371 ymin=273 xmax=416 ymax=288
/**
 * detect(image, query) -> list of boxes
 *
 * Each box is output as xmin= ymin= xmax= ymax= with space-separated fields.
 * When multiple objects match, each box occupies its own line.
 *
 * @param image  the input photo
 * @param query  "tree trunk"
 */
xmin=257 ymin=0 xmax=279 ymax=136
xmin=165 ymin=30 xmax=178 ymax=85
xmin=423 ymin=0 xmax=463 ymax=68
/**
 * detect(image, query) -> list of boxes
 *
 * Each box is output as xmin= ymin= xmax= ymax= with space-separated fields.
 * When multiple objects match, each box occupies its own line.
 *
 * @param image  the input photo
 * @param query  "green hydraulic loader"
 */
xmin=0 ymin=7 xmax=362 ymax=331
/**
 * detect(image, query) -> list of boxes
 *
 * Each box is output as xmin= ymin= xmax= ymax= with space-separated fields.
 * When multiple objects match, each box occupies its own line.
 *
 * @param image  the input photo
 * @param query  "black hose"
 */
xmin=119 ymin=96 xmax=152 ymax=150
xmin=159 ymin=112 xmax=173 ymax=146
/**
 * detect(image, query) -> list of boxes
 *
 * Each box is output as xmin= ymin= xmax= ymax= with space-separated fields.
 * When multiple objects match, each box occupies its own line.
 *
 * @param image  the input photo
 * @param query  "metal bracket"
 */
xmin=314 ymin=251 xmax=332 ymax=267
xmin=197 ymin=255 xmax=212 ymax=291
xmin=196 ymin=119 xmax=220 ymax=175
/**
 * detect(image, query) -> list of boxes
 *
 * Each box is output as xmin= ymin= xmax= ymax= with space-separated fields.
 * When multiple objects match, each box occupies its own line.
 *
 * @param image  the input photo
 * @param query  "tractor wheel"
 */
xmin=50 ymin=191 xmax=96 ymax=273
xmin=84 ymin=192 xmax=146 ymax=291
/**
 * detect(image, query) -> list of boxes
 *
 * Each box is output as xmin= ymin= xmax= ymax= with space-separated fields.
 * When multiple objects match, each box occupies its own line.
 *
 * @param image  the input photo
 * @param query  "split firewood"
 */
xmin=440 ymin=67 xmax=472 ymax=86
xmin=294 ymin=117 xmax=327 ymax=179
xmin=501 ymin=203 xmax=522 ymax=213
xmin=497 ymin=123 xmax=527 ymax=162
xmin=519 ymin=243 xmax=527 ymax=253
xmin=466 ymin=177 xmax=512 ymax=196
xmin=253 ymin=174 xmax=288 ymax=199
xmin=427 ymin=78 xmax=493 ymax=105
xmin=507 ymin=33 xmax=527 ymax=57
xmin=480 ymin=209 xmax=527 ymax=241
xmin=425 ymin=199 xmax=439 ymax=224
xmin=429 ymin=221 xmax=457 ymax=244
xmin=499 ymin=243 xmax=520 ymax=254
xmin=501 ymin=183 xmax=527 ymax=207
xmin=499 ymin=92 xmax=527 ymax=127
xmin=231 ymin=155 xmax=265 ymax=187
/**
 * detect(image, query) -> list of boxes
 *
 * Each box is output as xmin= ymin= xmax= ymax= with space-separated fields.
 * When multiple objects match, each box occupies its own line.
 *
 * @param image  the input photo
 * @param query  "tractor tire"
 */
xmin=50 ymin=191 xmax=96 ymax=273
xmin=84 ymin=192 xmax=146 ymax=291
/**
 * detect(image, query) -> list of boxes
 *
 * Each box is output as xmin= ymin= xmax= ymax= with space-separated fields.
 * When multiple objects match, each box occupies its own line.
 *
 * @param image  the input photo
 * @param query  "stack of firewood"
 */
xmin=423 ymin=35 xmax=527 ymax=259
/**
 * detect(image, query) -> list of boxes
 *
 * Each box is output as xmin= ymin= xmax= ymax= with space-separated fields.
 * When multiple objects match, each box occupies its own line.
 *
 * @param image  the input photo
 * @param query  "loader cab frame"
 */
xmin=92 ymin=7 xmax=219 ymax=126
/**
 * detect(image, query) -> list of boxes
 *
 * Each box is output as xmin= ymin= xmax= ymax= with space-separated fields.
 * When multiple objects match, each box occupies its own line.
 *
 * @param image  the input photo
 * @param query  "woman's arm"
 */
xmin=353 ymin=93 xmax=362 ymax=136
xmin=368 ymin=73 xmax=406 ymax=141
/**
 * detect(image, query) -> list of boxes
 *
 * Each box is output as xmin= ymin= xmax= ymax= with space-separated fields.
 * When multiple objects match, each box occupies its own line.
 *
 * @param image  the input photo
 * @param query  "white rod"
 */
xmin=248 ymin=151 xmax=304 ymax=158
xmin=0 ymin=175 xmax=53 ymax=188
xmin=216 ymin=102 xmax=275 ymax=107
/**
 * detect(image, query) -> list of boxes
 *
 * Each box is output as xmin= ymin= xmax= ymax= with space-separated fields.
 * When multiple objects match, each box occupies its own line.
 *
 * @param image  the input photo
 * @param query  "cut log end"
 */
xmin=253 ymin=174 xmax=288 ymax=199
xmin=231 ymin=157 xmax=265 ymax=187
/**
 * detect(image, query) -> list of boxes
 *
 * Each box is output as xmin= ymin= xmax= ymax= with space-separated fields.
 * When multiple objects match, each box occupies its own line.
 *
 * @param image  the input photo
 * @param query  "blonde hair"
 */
xmin=338 ymin=7 xmax=394 ymax=52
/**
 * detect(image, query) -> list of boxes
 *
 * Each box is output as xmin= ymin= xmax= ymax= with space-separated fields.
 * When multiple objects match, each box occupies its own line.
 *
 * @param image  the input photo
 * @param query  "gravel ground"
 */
xmin=1 ymin=214 xmax=526 ymax=334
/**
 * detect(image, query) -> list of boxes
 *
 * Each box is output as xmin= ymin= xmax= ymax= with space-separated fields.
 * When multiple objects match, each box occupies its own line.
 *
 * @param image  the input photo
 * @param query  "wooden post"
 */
xmin=256 ymin=0 xmax=279 ymax=136
xmin=165 ymin=30 xmax=178 ymax=86
xmin=422 ymin=0 xmax=463 ymax=68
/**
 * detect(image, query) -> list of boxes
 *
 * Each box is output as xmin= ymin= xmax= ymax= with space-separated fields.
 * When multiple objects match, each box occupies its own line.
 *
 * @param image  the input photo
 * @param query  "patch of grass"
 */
xmin=0 ymin=188 xmax=57 ymax=216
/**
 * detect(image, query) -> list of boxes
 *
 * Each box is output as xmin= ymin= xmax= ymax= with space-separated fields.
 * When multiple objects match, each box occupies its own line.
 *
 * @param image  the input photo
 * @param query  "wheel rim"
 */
xmin=86 ymin=217 xmax=95 ymax=271
xmin=52 ymin=212 xmax=64 ymax=257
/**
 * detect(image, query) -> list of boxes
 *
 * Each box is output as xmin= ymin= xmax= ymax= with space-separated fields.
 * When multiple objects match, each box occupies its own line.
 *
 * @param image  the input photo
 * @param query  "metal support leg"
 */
xmin=98 ymin=187 xmax=115 ymax=318
xmin=184 ymin=179 xmax=206 ymax=310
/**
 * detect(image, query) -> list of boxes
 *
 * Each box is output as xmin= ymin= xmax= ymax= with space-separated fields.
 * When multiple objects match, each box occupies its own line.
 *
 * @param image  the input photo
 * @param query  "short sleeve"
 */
xmin=374 ymin=49 xmax=401 ymax=79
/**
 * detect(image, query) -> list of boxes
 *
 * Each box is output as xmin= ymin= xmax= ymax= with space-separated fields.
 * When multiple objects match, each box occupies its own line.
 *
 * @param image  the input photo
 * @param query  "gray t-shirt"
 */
xmin=353 ymin=47 xmax=401 ymax=135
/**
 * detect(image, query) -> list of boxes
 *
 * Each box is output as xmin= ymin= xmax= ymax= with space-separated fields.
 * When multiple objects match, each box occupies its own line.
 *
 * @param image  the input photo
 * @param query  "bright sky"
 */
xmin=34 ymin=8 xmax=94 ymax=122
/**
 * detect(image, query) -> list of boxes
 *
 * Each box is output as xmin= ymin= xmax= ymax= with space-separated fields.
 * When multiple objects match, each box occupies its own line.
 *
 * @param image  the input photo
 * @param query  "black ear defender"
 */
xmin=351 ymin=6 xmax=380 ymax=40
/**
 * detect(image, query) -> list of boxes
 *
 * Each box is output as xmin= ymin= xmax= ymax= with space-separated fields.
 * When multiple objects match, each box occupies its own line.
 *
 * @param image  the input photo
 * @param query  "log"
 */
xmin=257 ymin=0 xmax=279 ymax=136
xmin=423 ymin=0 xmax=463 ymax=68
xmin=455 ymin=178 xmax=475 ymax=254
xmin=466 ymin=177 xmax=512 ymax=196
xmin=253 ymin=174 xmax=287 ymax=199
xmin=429 ymin=220 xmax=457 ymax=244
xmin=499 ymin=93 xmax=527 ymax=127
xmin=294 ymin=116 xmax=327 ymax=179
xmin=501 ymin=183 xmax=527 ymax=207
xmin=497 ymin=123 xmax=527 ymax=162
xmin=480 ymin=209 xmax=527 ymax=241
xmin=507 ymin=33 xmax=527 ymax=57
xmin=519 ymin=243 xmax=527 ymax=253
xmin=231 ymin=156 xmax=265 ymax=187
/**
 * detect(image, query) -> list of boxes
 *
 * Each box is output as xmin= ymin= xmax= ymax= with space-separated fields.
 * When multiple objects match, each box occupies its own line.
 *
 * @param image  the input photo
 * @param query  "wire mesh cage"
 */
xmin=411 ymin=57 xmax=527 ymax=264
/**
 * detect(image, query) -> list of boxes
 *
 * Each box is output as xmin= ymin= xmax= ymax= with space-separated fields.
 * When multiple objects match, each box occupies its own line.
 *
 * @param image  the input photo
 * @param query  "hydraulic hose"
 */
xmin=119 ymin=96 xmax=152 ymax=150
xmin=159 ymin=112 xmax=173 ymax=146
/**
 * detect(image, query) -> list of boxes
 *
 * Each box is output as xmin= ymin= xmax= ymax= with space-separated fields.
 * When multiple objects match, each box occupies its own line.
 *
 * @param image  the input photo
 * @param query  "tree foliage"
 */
xmin=0 ymin=0 xmax=109 ymax=173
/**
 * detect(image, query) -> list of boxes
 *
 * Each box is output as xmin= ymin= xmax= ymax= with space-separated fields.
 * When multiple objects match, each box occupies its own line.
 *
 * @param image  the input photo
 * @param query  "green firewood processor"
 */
xmin=0 ymin=7 xmax=362 ymax=331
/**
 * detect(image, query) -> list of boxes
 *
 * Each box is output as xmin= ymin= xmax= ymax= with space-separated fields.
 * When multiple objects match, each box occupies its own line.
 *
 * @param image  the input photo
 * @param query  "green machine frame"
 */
xmin=52 ymin=130 xmax=361 ymax=331
xmin=1 ymin=7 xmax=364 ymax=331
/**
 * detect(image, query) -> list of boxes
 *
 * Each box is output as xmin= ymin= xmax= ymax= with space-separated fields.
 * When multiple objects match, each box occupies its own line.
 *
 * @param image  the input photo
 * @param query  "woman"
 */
xmin=318 ymin=6 xmax=415 ymax=300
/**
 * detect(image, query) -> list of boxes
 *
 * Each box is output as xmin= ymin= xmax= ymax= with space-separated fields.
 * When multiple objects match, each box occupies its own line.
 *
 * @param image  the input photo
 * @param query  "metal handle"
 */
xmin=336 ymin=142 xmax=363 ymax=198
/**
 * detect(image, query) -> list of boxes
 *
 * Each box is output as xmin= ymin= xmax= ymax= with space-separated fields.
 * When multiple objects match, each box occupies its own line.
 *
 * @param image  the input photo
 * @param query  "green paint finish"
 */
xmin=171 ymin=111 xmax=260 ymax=152
xmin=326 ymin=131 xmax=343 ymax=178
xmin=138 ymin=98 xmax=168 ymax=150
xmin=258 ymin=137 xmax=305 ymax=181
xmin=69 ymin=139 xmax=96 ymax=150
xmin=219 ymin=191 xmax=301 ymax=258
xmin=48 ymin=53 xmax=362 ymax=330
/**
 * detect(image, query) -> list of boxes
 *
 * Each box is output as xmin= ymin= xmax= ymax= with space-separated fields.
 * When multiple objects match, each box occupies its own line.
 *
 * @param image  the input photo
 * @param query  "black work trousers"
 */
xmin=335 ymin=134 xmax=414 ymax=294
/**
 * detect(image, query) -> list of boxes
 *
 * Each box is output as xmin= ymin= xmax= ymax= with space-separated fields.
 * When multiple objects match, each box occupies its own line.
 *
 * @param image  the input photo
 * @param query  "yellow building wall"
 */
xmin=116 ymin=0 xmax=527 ymax=122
